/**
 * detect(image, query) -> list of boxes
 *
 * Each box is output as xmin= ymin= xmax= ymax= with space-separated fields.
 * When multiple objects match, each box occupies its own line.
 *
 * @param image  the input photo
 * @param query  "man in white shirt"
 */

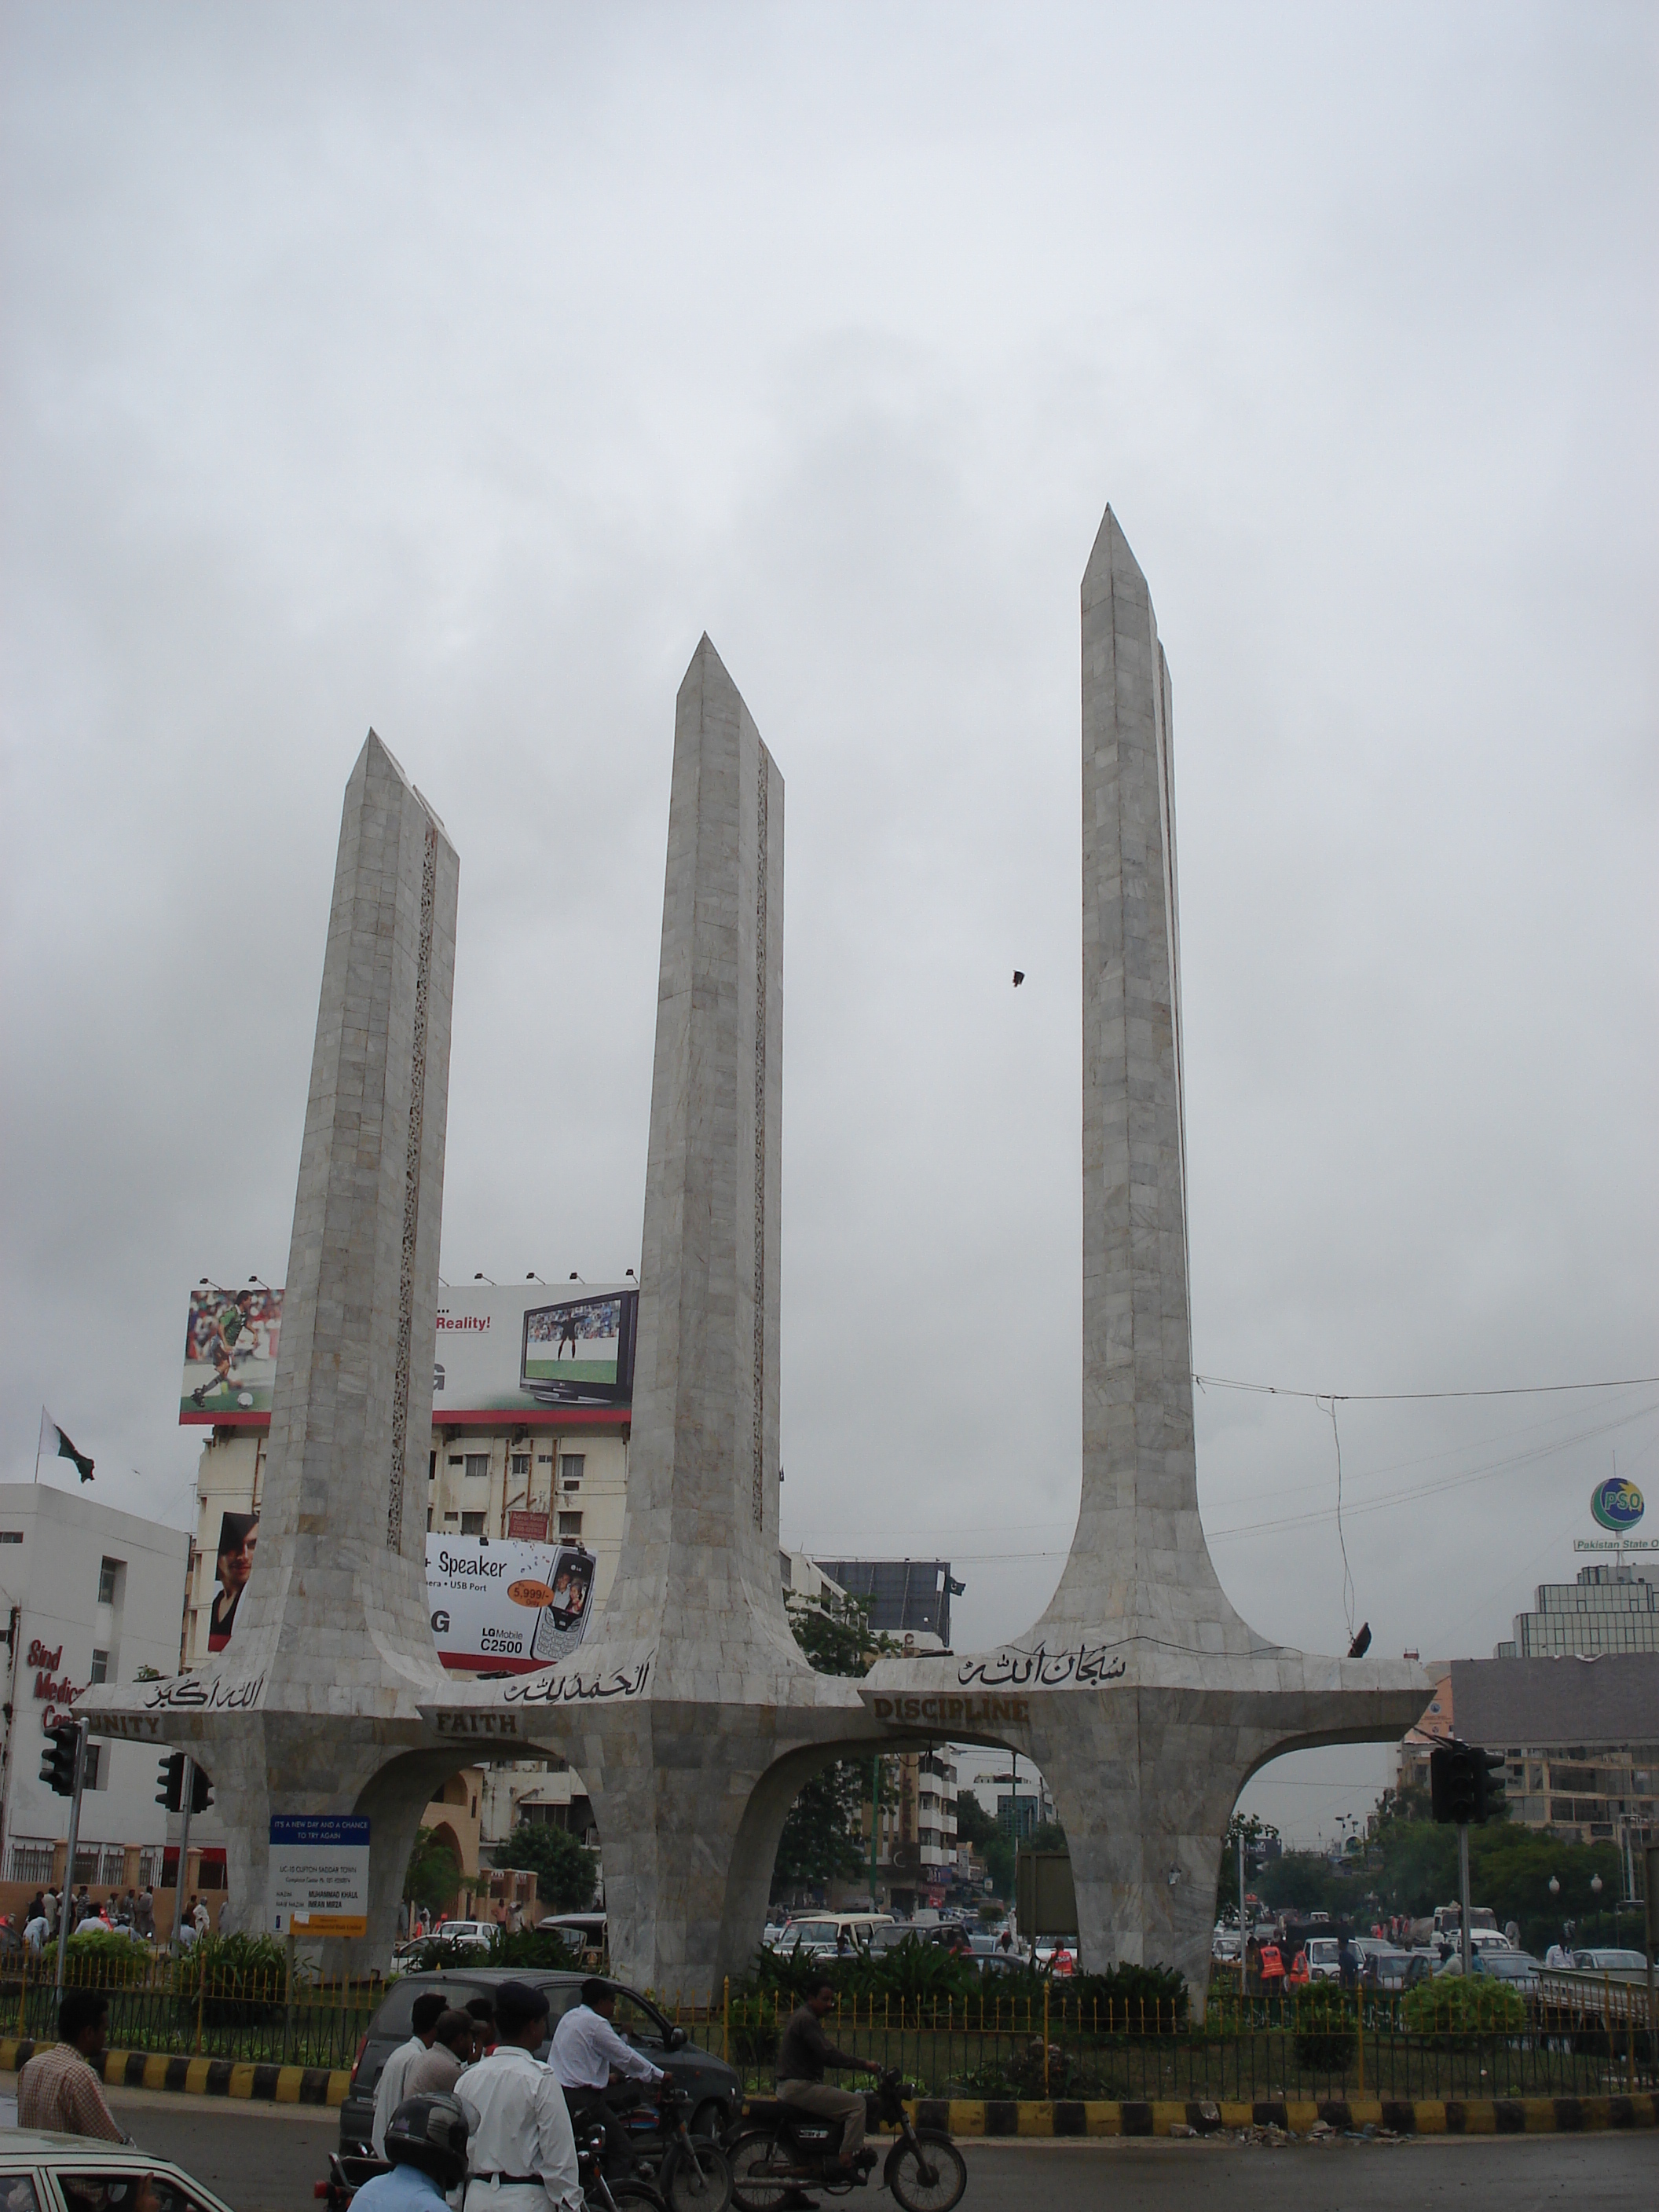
xmin=550 ymin=1980 xmax=666 ymax=2173
xmin=373 ymin=1991 xmax=452 ymax=2155
xmin=1544 ymin=1939 xmax=1573 ymax=1968
xmin=455 ymin=1981 xmax=580 ymax=2212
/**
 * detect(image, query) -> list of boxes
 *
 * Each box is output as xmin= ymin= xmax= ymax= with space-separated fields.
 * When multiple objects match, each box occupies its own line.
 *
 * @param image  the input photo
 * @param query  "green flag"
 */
xmin=38 ymin=1408 xmax=93 ymax=1481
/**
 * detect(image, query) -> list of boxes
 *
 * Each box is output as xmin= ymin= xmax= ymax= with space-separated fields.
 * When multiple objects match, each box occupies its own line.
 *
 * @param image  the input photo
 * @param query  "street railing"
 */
xmin=664 ymin=1981 xmax=1656 ymax=2102
xmin=2 ymin=1950 xmax=380 ymax=2073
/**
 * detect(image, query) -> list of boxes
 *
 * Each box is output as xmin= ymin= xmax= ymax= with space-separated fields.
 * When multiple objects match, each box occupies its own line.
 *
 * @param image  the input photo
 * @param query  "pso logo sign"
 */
xmin=1591 ymin=1477 xmax=1645 ymax=1533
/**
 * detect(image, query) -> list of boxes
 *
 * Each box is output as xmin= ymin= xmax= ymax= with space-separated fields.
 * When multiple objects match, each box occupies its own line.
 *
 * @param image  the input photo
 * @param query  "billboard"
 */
xmin=425 ymin=1535 xmax=596 ymax=1673
xmin=181 ymin=1285 xmax=283 ymax=1423
xmin=181 ymin=1282 xmax=639 ymax=1428
xmin=208 ymin=1511 xmax=260 ymax=1651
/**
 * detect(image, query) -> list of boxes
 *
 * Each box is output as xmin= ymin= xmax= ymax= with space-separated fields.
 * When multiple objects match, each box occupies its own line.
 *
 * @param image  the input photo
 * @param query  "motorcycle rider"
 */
xmin=350 ymin=2096 xmax=471 ymax=2212
xmin=776 ymin=1977 xmax=881 ymax=2177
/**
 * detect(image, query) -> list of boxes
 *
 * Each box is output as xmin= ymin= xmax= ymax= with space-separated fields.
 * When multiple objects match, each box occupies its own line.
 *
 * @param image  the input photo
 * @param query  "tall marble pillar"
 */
xmin=864 ymin=508 xmax=1432 ymax=2008
xmin=86 ymin=733 xmax=465 ymax=1959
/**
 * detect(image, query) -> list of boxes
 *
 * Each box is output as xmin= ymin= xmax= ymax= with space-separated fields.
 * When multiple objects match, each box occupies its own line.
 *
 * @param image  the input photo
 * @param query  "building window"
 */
xmin=97 ymin=1558 xmax=120 ymax=1606
xmin=0 ymin=1532 xmax=21 ymax=1545
xmin=558 ymin=1512 xmax=583 ymax=1538
xmin=464 ymin=1454 xmax=489 ymax=1480
xmin=560 ymin=1454 xmax=584 ymax=1491
xmin=511 ymin=1454 xmax=530 ymax=1478
xmin=427 ymin=1508 xmax=434 ymax=1531
xmin=460 ymin=1513 xmax=487 ymax=1535
xmin=537 ymin=1454 xmax=553 ymax=1464
xmin=90 ymin=1650 xmax=109 ymax=1686
xmin=429 ymin=1452 xmax=438 ymax=1481
xmin=449 ymin=1455 xmax=464 ymax=1467
xmin=7 ymin=1840 xmax=54 ymax=1884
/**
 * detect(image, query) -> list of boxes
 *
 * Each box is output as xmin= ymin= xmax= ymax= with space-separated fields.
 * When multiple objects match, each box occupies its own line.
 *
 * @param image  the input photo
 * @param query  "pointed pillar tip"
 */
xmin=1082 ymin=502 xmax=1149 ymax=597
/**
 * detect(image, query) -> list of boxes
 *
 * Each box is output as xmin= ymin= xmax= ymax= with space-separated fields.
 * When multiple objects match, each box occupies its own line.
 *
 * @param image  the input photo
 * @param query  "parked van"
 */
xmin=773 ymin=1911 xmax=895 ymax=1959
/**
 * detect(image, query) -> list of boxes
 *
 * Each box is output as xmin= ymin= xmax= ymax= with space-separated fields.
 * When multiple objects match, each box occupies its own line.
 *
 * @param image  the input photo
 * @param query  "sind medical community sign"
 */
xmin=267 ymin=1815 xmax=371 ymax=1937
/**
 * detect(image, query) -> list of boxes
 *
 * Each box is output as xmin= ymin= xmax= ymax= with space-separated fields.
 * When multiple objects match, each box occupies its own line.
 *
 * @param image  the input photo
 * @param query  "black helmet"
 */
xmin=385 ymin=2093 xmax=470 ymax=2189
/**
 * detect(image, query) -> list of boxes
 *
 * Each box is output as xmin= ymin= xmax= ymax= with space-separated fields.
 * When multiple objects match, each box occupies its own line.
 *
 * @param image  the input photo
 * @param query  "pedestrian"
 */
xmin=17 ymin=1990 xmax=126 ymax=2140
xmin=551 ymin=1979 xmax=665 ymax=2174
xmin=775 ymin=1976 xmax=882 ymax=2178
xmin=350 ymin=2094 xmax=471 ymax=2212
xmin=453 ymin=1980 xmax=580 ymax=2212
xmin=464 ymin=1997 xmax=496 ymax=2058
xmin=133 ymin=1887 xmax=155 ymax=1941
xmin=374 ymin=1992 xmax=452 ymax=2155
xmin=24 ymin=1906 xmax=49 ymax=1954
xmin=42 ymin=1891 xmax=59 ymax=1937
xmin=405 ymin=2010 xmax=477 ymax=2099
xmin=1258 ymin=1940 xmax=1284 ymax=1997
xmin=191 ymin=1895 xmax=210 ymax=1939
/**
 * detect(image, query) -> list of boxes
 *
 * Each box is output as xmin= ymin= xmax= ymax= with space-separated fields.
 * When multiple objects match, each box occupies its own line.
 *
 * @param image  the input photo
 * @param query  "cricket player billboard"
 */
xmin=181 ymin=1282 xmax=637 ymax=1426
xmin=425 ymin=1535 xmax=597 ymax=1673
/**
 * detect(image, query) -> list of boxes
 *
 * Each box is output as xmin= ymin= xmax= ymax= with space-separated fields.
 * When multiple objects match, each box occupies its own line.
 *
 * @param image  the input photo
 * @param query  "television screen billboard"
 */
xmin=184 ymin=1281 xmax=639 ymax=1426
xmin=181 ymin=1285 xmax=283 ymax=1423
xmin=520 ymin=1291 xmax=636 ymax=1407
xmin=425 ymin=1535 xmax=596 ymax=1673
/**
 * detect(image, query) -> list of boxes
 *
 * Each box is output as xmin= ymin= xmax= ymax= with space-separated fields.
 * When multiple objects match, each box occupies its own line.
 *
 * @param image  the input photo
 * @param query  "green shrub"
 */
xmin=1402 ymin=1973 xmax=1525 ymax=2042
xmin=1065 ymin=1964 xmax=1189 ymax=2030
xmin=49 ymin=1931 xmax=153 ymax=1985
xmin=1289 ymin=1982 xmax=1354 ymax=2071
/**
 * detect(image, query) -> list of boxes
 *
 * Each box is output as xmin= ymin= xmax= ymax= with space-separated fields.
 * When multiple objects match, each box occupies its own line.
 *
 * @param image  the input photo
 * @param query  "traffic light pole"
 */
xmin=171 ymin=1756 xmax=196 ymax=1955
xmin=53 ymin=1716 xmax=90 ymax=2004
xmin=1458 ymin=1821 xmax=1472 ymax=1980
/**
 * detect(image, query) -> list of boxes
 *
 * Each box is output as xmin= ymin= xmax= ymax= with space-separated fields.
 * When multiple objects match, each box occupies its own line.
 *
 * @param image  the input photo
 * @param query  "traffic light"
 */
xmin=190 ymin=1764 xmax=213 ymax=1815
xmin=1473 ymin=1745 xmax=1507 ymax=1824
xmin=1430 ymin=1740 xmax=1505 ymax=1826
xmin=39 ymin=1722 xmax=78 ymax=1797
xmin=1430 ymin=1742 xmax=1479 ymax=1824
xmin=156 ymin=1752 xmax=185 ymax=1812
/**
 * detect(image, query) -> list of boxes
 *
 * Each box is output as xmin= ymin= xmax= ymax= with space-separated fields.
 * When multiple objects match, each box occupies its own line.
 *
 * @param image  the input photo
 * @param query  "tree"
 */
xmin=952 ymin=1791 xmax=1015 ymax=1901
xmin=770 ymin=1597 xmax=898 ymax=1903
xmin=403 ymin=1826 xmax=460 ymax=1914
xmin=501 ymin=1821 xmax=597 ymax=1913
xmin=1027 ymin=1820 xmax=1068 ymax=1855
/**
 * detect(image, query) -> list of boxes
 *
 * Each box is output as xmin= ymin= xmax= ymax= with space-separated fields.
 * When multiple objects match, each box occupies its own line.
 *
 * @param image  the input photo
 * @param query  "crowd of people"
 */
xmin=6 ymin=1884 xmax=214 ymax=1953
xmin=15 ymin=1966 xmax=876 ymax=2210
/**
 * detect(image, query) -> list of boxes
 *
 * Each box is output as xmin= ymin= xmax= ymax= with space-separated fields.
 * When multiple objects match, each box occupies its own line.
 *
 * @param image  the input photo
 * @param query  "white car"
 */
xmin=2 ymin=2131 xmax=233 ymax=2212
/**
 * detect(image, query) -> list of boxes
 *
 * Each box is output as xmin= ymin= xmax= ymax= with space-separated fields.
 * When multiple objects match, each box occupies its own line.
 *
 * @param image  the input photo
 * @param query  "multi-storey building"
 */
xmin=1492 ymin=1562 xmax=1659 ymax=1658
xmin=0 ymin=1484 xmax=192 ymax=1920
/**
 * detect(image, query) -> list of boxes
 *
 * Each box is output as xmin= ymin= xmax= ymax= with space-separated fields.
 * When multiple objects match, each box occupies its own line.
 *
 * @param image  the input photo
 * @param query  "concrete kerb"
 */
xmin=739 ymin=2091 xmax=1659 ymax=2140
xmin=0 ymin=2038 xmax=349 ymax=2108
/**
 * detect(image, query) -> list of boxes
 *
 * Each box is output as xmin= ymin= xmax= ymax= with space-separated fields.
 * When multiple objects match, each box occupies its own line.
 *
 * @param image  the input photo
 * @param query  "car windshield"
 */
xmin=1580 ymin=1949 xmax=1645 ymax=1969
xmin=1479 ymin=1954 xmax=1537 ymax=1978
xmin=784 ymin=1922 xmax=835 ymax=1944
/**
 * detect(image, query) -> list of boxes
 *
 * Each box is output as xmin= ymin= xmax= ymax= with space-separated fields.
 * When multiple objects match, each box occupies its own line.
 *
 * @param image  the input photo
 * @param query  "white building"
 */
xmin=0 ymin=1483 xmax=189 ymax=1906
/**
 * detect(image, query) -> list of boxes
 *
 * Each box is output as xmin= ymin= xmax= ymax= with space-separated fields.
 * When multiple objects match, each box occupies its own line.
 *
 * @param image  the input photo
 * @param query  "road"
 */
xmin=82 ymin=2088 xmax=1657 ymax=2211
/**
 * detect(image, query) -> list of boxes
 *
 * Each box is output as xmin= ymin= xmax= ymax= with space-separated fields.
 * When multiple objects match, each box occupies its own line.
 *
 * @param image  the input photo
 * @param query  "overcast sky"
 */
xmin=3 ymin=3 xmax=1654 ymax=1847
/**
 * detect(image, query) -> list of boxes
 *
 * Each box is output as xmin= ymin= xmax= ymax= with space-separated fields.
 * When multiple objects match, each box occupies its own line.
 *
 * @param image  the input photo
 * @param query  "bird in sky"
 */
xmin=1013 ymin=969 xmax=1025 ymax=987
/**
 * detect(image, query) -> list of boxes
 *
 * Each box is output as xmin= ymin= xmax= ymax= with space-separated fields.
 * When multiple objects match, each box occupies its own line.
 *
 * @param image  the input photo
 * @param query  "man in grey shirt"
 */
xmin=776 ymin=1979 xmax=879 ymax=2171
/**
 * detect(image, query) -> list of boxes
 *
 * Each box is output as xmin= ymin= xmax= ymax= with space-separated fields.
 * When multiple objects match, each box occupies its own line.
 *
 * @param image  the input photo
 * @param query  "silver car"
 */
xmin=0 ymin=2132 xmax=233 ymax=2212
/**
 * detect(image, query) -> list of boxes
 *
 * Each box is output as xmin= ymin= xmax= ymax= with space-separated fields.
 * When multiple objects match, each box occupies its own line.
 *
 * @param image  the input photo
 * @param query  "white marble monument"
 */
xmin=90 ymin=510 xmax=1432 ymax=2008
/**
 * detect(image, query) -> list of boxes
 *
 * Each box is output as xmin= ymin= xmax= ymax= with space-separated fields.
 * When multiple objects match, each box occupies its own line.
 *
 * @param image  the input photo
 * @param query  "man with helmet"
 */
xmin=352 ymin=2095 xmax=471 ymax=2212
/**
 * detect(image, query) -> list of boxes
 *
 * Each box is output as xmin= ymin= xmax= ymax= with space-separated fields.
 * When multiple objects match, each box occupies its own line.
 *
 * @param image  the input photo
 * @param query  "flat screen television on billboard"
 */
xmin=521 ymin=1290 xmax=638 ymax=1408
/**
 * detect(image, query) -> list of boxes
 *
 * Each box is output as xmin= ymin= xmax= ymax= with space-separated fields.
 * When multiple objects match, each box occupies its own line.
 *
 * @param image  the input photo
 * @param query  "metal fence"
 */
xmin=672 ymin=1981 xmax=1657 ymax=2104
xmin=2 ymin=1954 xmax=381 ymax=2073
xmin=5 ymin=1954 xmax=1652 ymax=2102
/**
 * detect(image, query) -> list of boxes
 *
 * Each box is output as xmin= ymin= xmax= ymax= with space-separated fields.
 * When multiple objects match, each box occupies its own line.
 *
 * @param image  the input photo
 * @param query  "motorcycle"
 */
xmin=577 ymin=2107 xmax=667 ymax=2212
xmin=613 ymin=2082 xmax=733 ymax=2212
xmin=725 ymin=2070 xmax=965 ymax=2211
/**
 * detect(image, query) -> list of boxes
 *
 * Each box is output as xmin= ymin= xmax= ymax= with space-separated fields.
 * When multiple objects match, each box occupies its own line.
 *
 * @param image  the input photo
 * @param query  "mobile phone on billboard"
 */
xmin=530 ymin=1545 xmax=596 ymax=1663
